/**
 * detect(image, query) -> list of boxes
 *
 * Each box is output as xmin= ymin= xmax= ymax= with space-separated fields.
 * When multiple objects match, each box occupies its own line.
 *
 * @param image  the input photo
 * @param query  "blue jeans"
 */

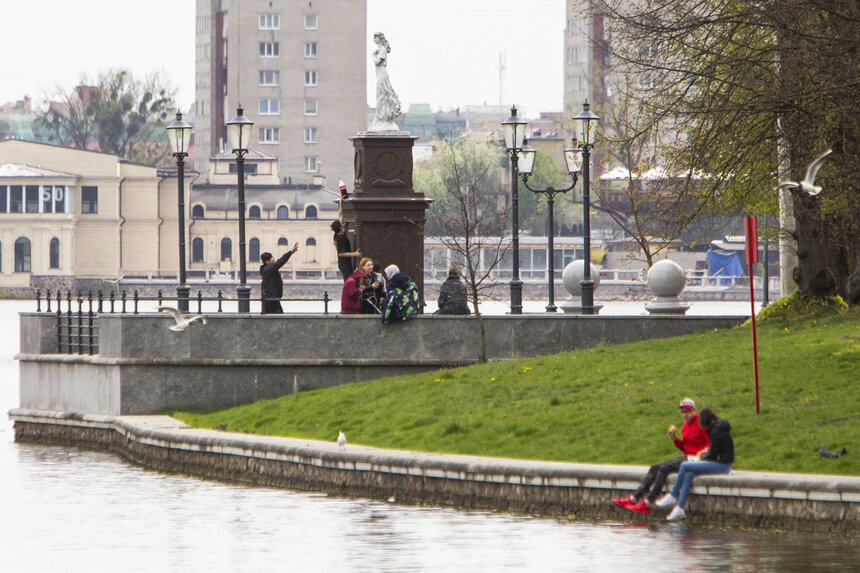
xmin=669 ymin=460 xmax=731 ymax=508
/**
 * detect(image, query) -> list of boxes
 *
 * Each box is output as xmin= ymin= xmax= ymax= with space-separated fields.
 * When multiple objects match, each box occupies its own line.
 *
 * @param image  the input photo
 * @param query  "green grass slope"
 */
xmin=172 ymin=299 xmax=859 ymax=475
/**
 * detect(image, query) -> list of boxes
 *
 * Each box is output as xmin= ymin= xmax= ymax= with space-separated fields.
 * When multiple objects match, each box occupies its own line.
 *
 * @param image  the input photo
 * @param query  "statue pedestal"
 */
xmin=345 ymin=133 xmax=430 ymax=301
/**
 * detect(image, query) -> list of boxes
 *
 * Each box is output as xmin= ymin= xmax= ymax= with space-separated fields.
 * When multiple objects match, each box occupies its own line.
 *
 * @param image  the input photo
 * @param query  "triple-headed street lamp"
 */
xmin=226 ymin=107 xmax=254 ymax=313
xmin=518 ymin=139 xmax=583 ymax=312
xmin=501 ymin=106 xmax=527 ymax=314
xmin=166 ymin=111 xmax=193 ymax=312
xmin=572 ymin=100 xmax=600 ymax=315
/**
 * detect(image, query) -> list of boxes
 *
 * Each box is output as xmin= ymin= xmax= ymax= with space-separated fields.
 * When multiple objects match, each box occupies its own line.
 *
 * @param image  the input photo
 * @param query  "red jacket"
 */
xmin=341 ymin=269 xmax=367 ymax=314
xmin=674 ymin=414 xmax=709 ymax=456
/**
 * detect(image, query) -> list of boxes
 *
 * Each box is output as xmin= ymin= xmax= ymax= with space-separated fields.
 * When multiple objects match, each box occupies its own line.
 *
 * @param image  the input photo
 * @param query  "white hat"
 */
xmin=384 ymin=264 xmax=399 ymax=280
xmin=678 ymin=398 xmax=696 ymax=410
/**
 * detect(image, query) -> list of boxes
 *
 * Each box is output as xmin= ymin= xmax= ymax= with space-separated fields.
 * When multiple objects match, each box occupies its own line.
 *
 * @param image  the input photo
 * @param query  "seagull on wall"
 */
xmin=777 ymin=148 xmax=832 ymax=196
xmin=157 ymin=306 xmax=208 ymax=332
xmin=337 ymin=430 xmax=347 ymax=450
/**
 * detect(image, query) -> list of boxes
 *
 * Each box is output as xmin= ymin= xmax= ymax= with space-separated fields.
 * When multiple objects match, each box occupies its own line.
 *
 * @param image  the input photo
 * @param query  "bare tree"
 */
xmin=416 ymin=138 xmax=511 ymax=362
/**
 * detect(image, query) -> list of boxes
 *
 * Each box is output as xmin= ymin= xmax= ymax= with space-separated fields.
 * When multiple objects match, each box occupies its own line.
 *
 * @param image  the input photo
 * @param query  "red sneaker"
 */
xmin=611 ymin=496 xmax=634 ymax=509
xmin=627 ymin=500 xmax=650 ymax=515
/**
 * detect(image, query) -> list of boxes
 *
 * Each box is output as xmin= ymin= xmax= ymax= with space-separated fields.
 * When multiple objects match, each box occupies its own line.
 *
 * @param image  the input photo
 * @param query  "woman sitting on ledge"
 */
xmin=656 ymin=407 xmax=734 ymax=521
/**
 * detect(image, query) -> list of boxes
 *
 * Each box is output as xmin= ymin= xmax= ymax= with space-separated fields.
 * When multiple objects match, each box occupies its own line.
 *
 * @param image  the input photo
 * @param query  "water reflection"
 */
xmin=1 ymin=301 xmax=857 ymax=572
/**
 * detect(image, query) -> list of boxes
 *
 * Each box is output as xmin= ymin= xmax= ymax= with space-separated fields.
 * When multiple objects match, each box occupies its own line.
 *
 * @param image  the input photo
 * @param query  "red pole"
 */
xmin=744 ymin=216 xmax=760 ymax=414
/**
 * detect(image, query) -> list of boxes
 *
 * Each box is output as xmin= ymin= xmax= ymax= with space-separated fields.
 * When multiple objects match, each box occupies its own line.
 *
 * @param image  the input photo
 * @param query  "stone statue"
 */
xmin=369 ymin=32 xmax=402 ymax=132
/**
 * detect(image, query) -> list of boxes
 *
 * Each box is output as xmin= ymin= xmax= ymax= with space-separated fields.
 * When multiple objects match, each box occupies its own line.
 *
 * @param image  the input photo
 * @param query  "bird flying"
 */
xmin=337 ymin=430 xmax=347 ymax=450
xmin=157 ymin=306 xmax=208 ymax=332
xmin=777 ymin=148 xmax=832 ymax=196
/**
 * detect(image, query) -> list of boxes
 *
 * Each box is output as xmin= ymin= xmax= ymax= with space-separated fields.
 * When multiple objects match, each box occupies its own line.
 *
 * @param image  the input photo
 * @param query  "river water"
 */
xmin=1 ymin=299 xmax=857 ymax=572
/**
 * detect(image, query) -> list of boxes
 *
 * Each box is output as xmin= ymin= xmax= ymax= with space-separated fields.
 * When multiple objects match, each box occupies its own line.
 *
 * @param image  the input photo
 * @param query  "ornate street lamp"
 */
xmin=573 ymin=100 xmax=600 ymax=315
xmin=520 ymin=138 xmax=582 ymax=312
xmin=501 ymin=105 xmax=527 ymax=314
xmin=226 ymin=106 xmax=254 ymax=313
xmin=166 ymin=111 xmax=193 ymax=312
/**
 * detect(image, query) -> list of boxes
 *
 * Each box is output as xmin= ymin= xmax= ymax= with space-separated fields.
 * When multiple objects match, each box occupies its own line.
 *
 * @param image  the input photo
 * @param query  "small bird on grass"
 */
xmin=337 ymin=430 xmax=347 ymax=450
xmin=819 ymin=445 xmax=847 ymax=459
xmin=157 ymin=306 xmax=208 ymax=332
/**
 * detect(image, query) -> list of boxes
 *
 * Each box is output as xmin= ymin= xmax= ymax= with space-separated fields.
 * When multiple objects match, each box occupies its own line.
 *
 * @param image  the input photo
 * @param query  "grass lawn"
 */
xmin=171 ymin=297 xmax=860 ymax=476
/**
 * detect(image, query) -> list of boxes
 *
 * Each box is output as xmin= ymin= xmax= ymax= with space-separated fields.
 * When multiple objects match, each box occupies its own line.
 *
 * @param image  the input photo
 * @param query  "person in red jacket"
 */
xmin=341 ymin=258 xmax=377 ymax=314
xmin=611 ymin=398 xmax=709 ymax=515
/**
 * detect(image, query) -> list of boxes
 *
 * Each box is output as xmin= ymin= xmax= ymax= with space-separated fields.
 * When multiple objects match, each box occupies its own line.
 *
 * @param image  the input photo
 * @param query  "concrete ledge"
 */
xmin=10 ymin=408 xmax=860 ymax=532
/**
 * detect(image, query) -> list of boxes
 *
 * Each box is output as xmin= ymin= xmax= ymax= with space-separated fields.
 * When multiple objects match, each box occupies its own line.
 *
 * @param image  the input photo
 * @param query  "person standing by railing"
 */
xmin=260 ymin=243 xmax=298 ymax=314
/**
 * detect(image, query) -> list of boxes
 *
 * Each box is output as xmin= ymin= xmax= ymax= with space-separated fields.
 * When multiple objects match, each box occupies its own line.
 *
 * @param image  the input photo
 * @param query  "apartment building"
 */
xmin=195 ymin=0 xmax=367 ymax=186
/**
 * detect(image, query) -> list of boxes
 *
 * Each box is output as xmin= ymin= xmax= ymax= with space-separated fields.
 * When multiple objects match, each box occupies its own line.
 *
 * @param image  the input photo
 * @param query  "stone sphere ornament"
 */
xmin=560 ymin=259 xmax=603 ymax=314
xmin=645 ymin=259 xmax=690 ymax=315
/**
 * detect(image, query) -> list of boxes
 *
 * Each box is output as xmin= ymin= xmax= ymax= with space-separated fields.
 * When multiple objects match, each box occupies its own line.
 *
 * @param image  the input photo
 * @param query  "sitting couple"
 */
xmin=612 ymin=398 xmax=734 ymax=521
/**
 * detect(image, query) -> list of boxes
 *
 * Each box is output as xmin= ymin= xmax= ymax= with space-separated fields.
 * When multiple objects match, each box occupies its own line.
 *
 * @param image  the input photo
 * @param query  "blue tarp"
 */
xmin=707 ymin=250 xmax=744 ymax=277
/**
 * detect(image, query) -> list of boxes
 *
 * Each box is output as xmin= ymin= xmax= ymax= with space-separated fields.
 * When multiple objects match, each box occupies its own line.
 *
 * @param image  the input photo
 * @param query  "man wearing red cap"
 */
xmin=611 ymin=398 xmax=709 ymax=515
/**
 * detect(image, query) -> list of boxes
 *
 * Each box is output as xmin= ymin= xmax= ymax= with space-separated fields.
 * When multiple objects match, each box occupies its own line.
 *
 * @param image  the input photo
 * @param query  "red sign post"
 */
xmin=744 ymin=215 xmax=760 ymax=414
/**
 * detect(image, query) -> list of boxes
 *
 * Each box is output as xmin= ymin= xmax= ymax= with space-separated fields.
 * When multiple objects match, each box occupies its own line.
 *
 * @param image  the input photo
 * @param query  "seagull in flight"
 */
xmin=157 ymin=306 xmax=208 ymax=332
xmin=337 ymin=430 xmax=347 ymax=450
xmin=778 ymin=148 xmax=832 ymax=196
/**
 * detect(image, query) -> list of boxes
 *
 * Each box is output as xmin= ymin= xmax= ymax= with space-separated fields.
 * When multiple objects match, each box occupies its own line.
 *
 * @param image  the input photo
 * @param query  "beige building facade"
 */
xmin=0 ymin=140 xmax=341 ymax=291
xmin=195 ymin=0 xmax=367 ymax=187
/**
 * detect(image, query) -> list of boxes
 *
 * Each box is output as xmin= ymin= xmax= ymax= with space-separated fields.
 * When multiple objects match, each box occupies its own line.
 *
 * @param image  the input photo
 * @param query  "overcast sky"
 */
xmin=0 ymin=0 xmax=564 ymax=119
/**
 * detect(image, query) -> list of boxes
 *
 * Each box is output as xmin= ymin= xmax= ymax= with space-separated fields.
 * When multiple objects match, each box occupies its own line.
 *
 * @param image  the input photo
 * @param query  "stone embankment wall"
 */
xmin=11 ymin=409 xmax=859 ymax=533
xmin=18 ymin=312 xmax=745 ymax=415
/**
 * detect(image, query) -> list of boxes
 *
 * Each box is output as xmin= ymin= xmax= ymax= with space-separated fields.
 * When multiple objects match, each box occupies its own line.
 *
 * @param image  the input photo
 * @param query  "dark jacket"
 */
xmin=702 ymin=419 xmax=734 ymax=465
xmin=437 ymin=276 xmax=470 ymax=315
xmin=341 ymin=268 xmax=368 ymax=314
xmin=260 ymin=251 xmax=294 ymax=314
xmin=381 ymin=273 xmax=420 ymax=324
xmin=334 ymin=232 xmax=354 ymax=280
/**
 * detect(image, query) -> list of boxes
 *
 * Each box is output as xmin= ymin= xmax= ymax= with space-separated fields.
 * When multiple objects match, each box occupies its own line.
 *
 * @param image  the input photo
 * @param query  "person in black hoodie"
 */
xmin=436 ymin=266 xmax=470 ymax=315
xmin=656 ymin=407 xmax=734 ymax=521
xmin=260 ymin=243 xmax=298 ymax=314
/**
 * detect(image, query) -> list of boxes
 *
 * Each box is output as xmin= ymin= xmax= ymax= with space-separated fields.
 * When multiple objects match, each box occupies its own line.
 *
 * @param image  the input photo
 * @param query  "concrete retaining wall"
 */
xmin=10 ymin=409 xmax=860 ymax=532
xmin=18 ymin=312 xmax=745 ymax=415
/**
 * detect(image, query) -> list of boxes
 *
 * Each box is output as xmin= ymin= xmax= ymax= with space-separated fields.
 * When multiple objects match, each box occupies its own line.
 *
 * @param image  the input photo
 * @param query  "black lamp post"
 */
xmin=519 ymin=139 xmax=582 ymax=312
xmin=573 ymin=100 xmax=600 ymax=315
xmin=166 ymin=111 xmax=193 ymax=312
xmin=501 ymin=105 xmax=527 ymax=314
xmin=226 ymin=107 xmax=254 ymax=313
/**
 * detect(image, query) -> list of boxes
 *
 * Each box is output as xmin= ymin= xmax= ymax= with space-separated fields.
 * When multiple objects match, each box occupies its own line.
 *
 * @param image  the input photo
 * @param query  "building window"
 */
xmin=14 ymin=237 xmax=31 ymax=272
xmin=41 ymin=185 xmax=67 ymax=213
xmin=304 ymin=70 xmax=318 ymax=86
xmin=304 ymin=157 xmax=319 ymax=173
xmin=259 ymin=70 xmax=280 ymax=86
xmin=304 ymin=236 xmax=317 ymax=263
xmin=277 ymin=206 xmax=289 ymax=219
xmin=229 ymin=163 xmax=258 ymax=175
xmin=192 ymin=238 xmax=204 ymax=263
xmin=249 ymin=238 xmax=261 ymax=263
xmin=277 ymin=237 xmax=289 ymax=246
xmin=305 ymin=205 xmax=318 ymax=219
xmin=303 ymin=127 xmax=318 ymax=143
xmin=192 ymin=205 xmax=205 ymax=218
xmin=259 ymin=14 xmax=280 ymax=30
xmin=25 ymin=186 xmax=39 ymax=213
xmin=259 ymin=42 xmax=279 ymax=57
xmin=8 ymin=185 xmax=23 ymax=212
xmin=259 ymin=99 xmax=280 ymax=115
xmin=220 ymin=238 xmax=232 ymax=262
xmin=304 ymin=14 xmax=318 ymax=30
xmin=249 ymin=205 xmax=261 ymax=219
xmin=304 ymin=99 xmax=317 ymax=115
xmin=49 ymin=237 xmax=60 ymax=269
xmin=304 ymin=42 xmax=317 ymax=58
xmin=81 ymin=186 xmax=98 ymax=214
xmin=0 ymin=186 xmax=6 ymax=213
xmin=259 ymin=127 xmax=280 ymax=144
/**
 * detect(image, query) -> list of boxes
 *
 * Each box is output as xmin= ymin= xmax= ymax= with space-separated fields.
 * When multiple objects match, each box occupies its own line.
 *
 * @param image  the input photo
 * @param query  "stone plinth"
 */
xmin=345 ymin=132 xmax=430 ymax=300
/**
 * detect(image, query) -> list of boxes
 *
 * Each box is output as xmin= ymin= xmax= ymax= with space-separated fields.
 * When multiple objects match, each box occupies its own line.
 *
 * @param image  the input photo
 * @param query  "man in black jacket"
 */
xmin=260 ymin=243 xmax=298 ymax=314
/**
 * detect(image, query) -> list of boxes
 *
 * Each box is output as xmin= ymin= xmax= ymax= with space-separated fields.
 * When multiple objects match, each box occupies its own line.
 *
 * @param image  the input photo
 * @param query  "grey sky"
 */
xmin=0 ymin=0 xmax=564 ymax=118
